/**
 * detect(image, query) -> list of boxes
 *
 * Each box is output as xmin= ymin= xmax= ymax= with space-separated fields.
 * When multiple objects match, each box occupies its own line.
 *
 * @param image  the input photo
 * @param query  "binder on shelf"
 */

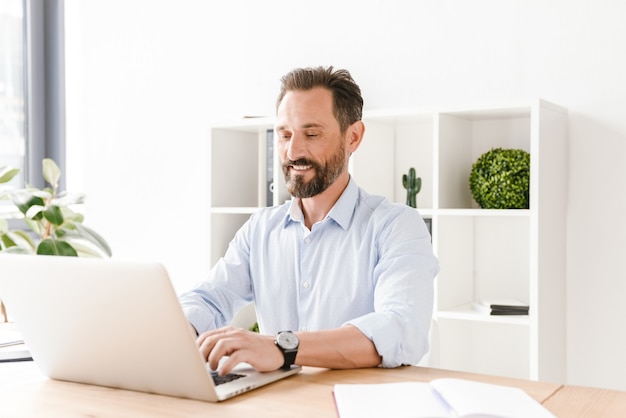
xmin=266 ymin=129 xmax=274 ymax=206
xmin=472 ymin=299 xmax=529 ymax=316
xmin=423 ymin=217 xmax=432 ymax=241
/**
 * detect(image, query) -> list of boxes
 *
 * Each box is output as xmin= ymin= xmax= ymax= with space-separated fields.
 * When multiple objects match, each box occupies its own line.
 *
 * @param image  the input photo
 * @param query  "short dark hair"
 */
xmin=276 ymin=66 xmax=363 ymax=133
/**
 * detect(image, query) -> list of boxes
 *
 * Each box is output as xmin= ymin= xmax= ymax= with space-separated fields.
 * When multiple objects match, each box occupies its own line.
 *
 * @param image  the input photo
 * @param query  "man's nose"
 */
xmin=286 ymin=133 xmax=306 ymax=162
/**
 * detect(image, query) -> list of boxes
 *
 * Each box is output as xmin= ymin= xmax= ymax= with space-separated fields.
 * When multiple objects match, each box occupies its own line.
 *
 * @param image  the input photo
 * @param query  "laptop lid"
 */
xmin=0 ymin=255 xmax=300 ymax=402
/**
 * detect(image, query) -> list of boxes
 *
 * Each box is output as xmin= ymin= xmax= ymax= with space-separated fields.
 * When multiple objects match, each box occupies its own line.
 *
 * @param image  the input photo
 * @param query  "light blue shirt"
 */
xmin=179 ymin=177 xmax=439 ymax=367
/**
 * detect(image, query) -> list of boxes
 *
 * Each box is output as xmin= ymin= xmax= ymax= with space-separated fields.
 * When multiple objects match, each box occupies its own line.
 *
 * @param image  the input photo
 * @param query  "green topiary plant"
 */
xmin=0 ymin=158 xmax=111 ymax=257
xmin=468 ymin=148 xmax=530 ymax=209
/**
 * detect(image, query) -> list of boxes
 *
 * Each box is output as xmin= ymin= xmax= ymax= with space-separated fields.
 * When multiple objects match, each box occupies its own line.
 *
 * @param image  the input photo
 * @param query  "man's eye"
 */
xmin=306 ymin=133 xmax=319 ymax=138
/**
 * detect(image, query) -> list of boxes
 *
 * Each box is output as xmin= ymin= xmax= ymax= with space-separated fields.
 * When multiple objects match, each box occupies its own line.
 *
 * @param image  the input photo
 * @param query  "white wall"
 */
xmin=65 ymin=0 xmax=626 ymax=391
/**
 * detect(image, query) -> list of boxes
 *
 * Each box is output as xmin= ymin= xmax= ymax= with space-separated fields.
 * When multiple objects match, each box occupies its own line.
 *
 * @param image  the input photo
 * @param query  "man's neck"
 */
xmin=299 ymin=174 xmax=350 ymax=230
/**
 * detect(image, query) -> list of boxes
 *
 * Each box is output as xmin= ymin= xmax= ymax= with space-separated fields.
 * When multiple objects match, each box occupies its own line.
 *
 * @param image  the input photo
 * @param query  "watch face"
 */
xmin=277 ymin=331 xmax=299 ymax=350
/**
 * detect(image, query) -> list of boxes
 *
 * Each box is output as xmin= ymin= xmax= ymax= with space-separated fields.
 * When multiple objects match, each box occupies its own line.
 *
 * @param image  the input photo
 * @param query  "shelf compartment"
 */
xmin=210 ymin=128 xmax=261 ymax=208
xmin=437 ymin=108 xmax=531 ymax=210
xmin=436 ymin=303 xmax=529 ymax=326
xmin=436 ymin=215 xmax=530 ymax=312
xmin=437 ymin=318 xmax=530 ymax=379
xmin=352 ymin=112 xmax=434 ymax=208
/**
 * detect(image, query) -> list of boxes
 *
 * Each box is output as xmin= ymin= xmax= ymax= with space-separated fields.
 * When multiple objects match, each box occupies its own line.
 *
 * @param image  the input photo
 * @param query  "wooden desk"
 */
xmin=1 ymin=324 xmax=626 ymax=417
xmin=0 ymin=361 xmax=563 ymax=417
xmin=2 ymin=361 xmax=626 ymax=417
xmin=542 ymin=384 xmax=626 ymax=417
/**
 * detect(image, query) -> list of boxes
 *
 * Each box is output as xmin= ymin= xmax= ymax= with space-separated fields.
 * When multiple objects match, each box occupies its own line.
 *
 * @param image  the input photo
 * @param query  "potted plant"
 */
xmin=0 ymin=158 xmax=111 ymax=321
xmin=468 ymin=148 xmax=530 ymax=209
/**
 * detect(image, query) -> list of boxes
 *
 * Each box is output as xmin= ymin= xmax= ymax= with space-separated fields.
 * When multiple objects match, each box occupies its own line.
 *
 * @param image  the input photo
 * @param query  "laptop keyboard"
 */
xmin=210 ymin=370 xmax=246 ymax=386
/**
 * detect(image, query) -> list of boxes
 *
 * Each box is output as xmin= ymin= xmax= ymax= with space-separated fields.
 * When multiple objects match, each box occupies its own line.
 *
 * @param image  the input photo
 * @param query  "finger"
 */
xmin=196 ymin=326 xmax=236 ymax=361
xmin=207 ymin=336 xmax=241 ymax=371
xmin=215 ymin=350 xmax=246 ymax=376
xmin=196 ymin=325 xmax=232 ymax=345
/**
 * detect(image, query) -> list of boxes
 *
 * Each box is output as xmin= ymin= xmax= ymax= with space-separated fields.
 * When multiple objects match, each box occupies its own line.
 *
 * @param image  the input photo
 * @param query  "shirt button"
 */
xmin=305 ymin=238 xmax=311 ymax=244
xmin=303 ymin=281 xmax=310 ymax=289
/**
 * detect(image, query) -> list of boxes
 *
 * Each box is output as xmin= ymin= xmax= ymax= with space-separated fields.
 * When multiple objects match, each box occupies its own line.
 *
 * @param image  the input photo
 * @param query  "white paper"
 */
xmin=333 ymin=378 xmax=556 ymax=418
xmin=431 ymin=379 xmax=555 ymax=418
xmin=334 ymin=382 xmax=451 ymax=418
xmin=0 ymin=329 xmax=24 ymax=348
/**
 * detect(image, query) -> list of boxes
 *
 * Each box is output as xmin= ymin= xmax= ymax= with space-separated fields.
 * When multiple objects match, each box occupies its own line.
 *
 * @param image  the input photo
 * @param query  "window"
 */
xmin=0 ymin=0 xmax=26 ymax=190
xmin=0 ymin=0 xmax=65 ymax=195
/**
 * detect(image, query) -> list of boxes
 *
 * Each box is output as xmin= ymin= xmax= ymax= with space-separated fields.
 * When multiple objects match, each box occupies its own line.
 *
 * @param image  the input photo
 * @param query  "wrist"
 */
xmin=274 ymin=331 xmax=299 ymax=369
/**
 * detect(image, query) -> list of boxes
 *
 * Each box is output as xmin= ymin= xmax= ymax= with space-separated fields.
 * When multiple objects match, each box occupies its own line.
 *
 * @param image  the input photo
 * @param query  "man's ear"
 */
xmin=346 ymin=120 xmax=365 ymax=153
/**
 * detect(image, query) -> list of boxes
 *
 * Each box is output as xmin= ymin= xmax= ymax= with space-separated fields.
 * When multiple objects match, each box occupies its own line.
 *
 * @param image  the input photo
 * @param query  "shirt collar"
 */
xmin=285 ymin=176 xmax=358 ymax=231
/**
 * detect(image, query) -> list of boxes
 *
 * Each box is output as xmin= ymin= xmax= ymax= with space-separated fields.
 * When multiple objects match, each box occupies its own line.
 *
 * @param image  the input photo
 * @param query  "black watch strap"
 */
xmin=275 ymin=331 xmax=299 ymax=369
xmin=280 ymin=348 xmax=297 ymax=369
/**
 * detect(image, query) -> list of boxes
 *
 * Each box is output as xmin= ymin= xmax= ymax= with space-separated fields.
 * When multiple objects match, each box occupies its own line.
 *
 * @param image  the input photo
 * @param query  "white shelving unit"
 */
xmin=208 ymin=99 xmax=568 ymax=383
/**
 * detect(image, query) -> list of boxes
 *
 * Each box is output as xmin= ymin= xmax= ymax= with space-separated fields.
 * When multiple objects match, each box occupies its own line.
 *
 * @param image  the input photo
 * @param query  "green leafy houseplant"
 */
xmin=0 ymin=158 xmax=111 ymax=257
xmin=468 ymin=148 xmax=530 ymax=209
xmin=1 ymin=158 xmax=111 ymax=322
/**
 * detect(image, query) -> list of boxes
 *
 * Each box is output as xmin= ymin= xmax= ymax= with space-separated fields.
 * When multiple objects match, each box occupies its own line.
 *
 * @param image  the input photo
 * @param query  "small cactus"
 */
xmin=402 ymin=167 xmax=421 ymax=208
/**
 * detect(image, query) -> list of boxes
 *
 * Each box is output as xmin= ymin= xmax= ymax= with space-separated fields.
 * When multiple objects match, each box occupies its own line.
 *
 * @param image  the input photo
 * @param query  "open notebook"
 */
xmin=334 ymin=378 xmax=556 ymax=418
xmin=0 ymin=255 xmax=300 ymax=401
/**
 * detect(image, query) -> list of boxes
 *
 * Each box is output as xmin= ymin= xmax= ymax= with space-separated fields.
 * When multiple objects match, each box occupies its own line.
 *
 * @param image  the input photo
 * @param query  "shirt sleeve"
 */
xmin=345 ymin=206 xmax=439 ymax=368
xmin=178 ymin=218 xmax=255 ymax=334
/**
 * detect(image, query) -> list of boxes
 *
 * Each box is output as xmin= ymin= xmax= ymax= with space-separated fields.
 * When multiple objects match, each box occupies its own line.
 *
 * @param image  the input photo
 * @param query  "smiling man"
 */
xmin=179 ymin=66 xmax=439 ymax=376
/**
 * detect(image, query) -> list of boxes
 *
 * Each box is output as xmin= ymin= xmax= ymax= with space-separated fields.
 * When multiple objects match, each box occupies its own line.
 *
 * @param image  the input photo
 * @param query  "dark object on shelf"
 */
xmin=266 ymin=129 xmax=274 ymax=206
xmin=422 ymin=217 xmax=432 ymax=239
xmin=490 ymin=309 xmax=529 ymax=316
xmin=474 ymin=299 xmax=529 ymax=316
xmin=0 ymin=349 xmax=33 ymax=363
xmin=469 ymin=148 xmax=530 ymax=209
xmin=402 ymin=167 xmax=421 ymax=208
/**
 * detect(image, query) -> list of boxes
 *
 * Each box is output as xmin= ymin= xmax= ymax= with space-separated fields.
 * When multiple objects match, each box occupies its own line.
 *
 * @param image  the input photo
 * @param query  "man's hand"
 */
xmin=196 ymin=326 xmax=284 ymax=375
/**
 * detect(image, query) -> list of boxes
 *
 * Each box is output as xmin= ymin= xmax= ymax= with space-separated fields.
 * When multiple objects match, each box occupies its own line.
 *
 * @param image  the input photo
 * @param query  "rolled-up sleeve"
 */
xmin=346 ymin=207 xmax=438 ymax=367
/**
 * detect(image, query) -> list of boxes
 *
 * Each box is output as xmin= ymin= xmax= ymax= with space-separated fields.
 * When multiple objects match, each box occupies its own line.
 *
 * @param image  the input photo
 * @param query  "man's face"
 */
xmin=275 ymin=87 xmax=348 ymax=199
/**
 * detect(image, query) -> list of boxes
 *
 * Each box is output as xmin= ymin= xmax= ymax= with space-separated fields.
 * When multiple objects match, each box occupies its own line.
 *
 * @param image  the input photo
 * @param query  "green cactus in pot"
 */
xmin=402 ymin=167 xmax=421 ymax=208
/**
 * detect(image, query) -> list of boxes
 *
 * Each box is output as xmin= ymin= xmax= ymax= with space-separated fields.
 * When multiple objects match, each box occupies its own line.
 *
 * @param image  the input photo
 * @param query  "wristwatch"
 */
xmin=274 ymin=331 xmax=299 ymax=369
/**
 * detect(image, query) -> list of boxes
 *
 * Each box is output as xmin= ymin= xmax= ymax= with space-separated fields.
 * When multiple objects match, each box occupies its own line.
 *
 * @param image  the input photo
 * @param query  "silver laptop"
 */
xmin=0 ymin=255 xmax=300 ymax=402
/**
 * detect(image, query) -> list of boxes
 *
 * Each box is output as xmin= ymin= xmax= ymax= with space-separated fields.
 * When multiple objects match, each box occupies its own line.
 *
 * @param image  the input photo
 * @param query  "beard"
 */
xmin=282 ymin=142 xmax=347 ymax=199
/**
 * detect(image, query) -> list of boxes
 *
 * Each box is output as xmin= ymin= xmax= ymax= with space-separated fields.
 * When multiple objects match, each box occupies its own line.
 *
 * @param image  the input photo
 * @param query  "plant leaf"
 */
xmin=74 ymin=223 xmax=112 ymax=257
xmin=2 ymin=246 xmax=31 ymax=254
xmin=42 ymin=158 xmax=61 ymax=188
xmin=23 ymin=217 xmax=44 ymax=236
xmin=1 ymin=230 xmax=36 ymax=252
xmin=36 ymin=238 xmax=78 ymax=256
xmin=61 ymin=238 xmax=108 ymax=258
xmin=1 ymin=232 xmax=16 ymax=248
xmin=8 ymin=230 xmax=36 ymax=249
xmin=59 ymin=206 xmax=84 ymax=224
xmin=32 ymin=189 xmax=53 ymax=200
xmin=25 ymin=204 xmax=45 ymax=220
xmin=52 ymin=192 xmax=86 ymax=207
xmin=43 ymin=205 xmax=64 ymax=226
xmin=0 ymin=167 xmax=20 ymax=184
xmin=12 ymin=192 xmax=45 ymax=220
